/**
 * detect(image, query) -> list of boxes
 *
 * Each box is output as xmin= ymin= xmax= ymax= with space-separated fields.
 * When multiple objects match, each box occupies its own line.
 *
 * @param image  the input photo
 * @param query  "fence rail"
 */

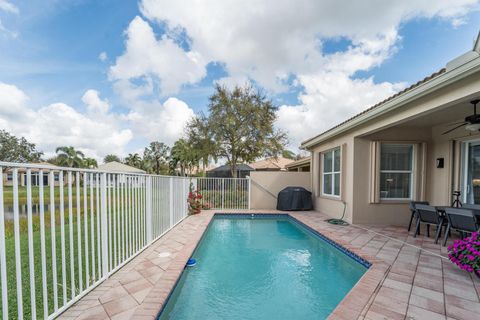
xmin=0 ymin=162 xmax=250 ymax=319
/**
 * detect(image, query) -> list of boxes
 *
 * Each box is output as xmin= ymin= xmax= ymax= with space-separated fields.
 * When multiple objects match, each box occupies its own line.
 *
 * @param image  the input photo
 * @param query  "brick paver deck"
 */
xmin=58 ymin=210 xmax=480 ymax=320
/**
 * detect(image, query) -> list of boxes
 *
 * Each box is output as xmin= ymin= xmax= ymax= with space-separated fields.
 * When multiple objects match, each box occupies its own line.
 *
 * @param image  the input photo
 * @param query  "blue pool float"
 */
xmin=186 ymin=258 xmax=196 ymax=267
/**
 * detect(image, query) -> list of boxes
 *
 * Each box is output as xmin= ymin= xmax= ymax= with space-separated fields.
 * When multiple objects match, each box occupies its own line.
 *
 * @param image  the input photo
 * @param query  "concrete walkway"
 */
xmin=58 ymin=210 xmax=480 ymax=320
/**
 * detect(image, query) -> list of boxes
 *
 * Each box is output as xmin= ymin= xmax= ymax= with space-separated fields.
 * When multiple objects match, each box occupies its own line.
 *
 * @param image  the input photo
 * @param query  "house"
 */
xmin=301 ymin=33 xmax=480 ymax=226
xmin=2 ymin=162 xmax=63 ymax=187
xmin=206 ymin=164 xmax=254 ymax=178
xmin=98 ymin=161 xmax=146 ymax=174
xmin=285 ymin=157 xmax=311 ymax=172
xmin=248 ymin=156 xmax=294 ymax=171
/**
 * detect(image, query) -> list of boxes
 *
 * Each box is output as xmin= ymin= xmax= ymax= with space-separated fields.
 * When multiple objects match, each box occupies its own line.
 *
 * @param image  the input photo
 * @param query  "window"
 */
xmin=322 ymin=148 xmax=341 ymax=196
xmin=54 ymin=173 xmax=60 ymax=181
xmin=380 ymin=144 xmax=413 ymax=199
xmin=6 ymin=173 xmax=13 ymax=181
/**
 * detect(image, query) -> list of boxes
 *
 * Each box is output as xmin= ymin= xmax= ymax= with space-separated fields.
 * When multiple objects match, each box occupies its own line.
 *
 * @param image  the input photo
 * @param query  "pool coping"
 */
xmin=131 ymin=211 xmax=389 ymax=320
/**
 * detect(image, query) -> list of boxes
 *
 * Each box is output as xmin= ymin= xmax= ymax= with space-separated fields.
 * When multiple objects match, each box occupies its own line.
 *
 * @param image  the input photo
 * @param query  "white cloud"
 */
xmin=109 ymin=16 xmax=206 ymax=96
xmin=0 ymin=82 xmax=29 ymax=116
xmin=98 ymin=51 xmax=108 ymax=62
xmin=0 ymin=0 xmax=18 ymax=14
xmin=122 ymin=97 xmax=195 ymax=146
xmin=277 ymin=73 xmax=405 ymax=147
xmin=0 ymin=82 xmax=196 ymax=159
xmin=135 ymin=0 xmax=478 ymax=147
xmin=0 ymin=83 xmax=132 ymax=160
xmin=82 ymin=89 xmax=110 ymax=114
xmin=140 ymin=0 xmax=478 ymax=89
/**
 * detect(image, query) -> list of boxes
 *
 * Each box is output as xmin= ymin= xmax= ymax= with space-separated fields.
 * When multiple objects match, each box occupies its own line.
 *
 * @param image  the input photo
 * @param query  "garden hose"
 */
xmin=326 ymin=201 xmax=349 ymax=226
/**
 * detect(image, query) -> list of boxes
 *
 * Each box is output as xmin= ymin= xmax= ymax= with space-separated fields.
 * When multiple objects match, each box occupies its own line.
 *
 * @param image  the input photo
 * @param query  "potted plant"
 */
xmin=447 ymin=232 xmax=480 ymax=278
xmin=187 ymin=181 xmax=211 ymax=215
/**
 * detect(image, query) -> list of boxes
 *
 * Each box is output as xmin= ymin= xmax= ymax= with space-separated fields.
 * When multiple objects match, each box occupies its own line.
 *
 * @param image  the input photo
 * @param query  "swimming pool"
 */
xmin=158 ymin=214 xmax=369 ymax=320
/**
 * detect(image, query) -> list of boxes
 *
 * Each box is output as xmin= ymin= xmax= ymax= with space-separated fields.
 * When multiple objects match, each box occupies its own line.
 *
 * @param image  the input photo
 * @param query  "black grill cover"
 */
xmin=276 ymin=187 xmax=313 ymax=211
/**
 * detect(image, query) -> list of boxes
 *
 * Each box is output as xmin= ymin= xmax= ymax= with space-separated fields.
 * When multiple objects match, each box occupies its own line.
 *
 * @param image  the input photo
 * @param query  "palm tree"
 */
xmin=170 ymin=139 xmax=199 ymax=176
xmin=56 ymin=146 xmax=85 ymax=168
xmin=83 ymin=158 xmax=98 ymax=169
xmin=282 ymin=150 xmax=297 ymax=160
xmin=124 ymin=153 xmax=142 ymax=168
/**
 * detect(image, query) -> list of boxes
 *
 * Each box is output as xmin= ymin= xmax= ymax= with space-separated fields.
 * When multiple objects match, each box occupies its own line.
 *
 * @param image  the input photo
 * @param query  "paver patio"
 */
xmin=58 ymin=210 xmax=480 ymax=320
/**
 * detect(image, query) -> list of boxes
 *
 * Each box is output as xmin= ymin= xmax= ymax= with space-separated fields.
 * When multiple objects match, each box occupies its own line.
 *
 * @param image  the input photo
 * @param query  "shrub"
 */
xmin=447 ymin=232 xmax=480 ymax=277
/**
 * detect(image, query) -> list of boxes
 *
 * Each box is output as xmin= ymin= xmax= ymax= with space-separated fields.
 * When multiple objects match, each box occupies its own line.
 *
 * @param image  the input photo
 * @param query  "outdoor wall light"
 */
xmin=436 ymin=158 xmax=444 ymax=168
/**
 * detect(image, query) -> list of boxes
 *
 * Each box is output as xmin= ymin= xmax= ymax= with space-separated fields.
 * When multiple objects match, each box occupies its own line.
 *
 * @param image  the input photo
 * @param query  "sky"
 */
xmin=0 ymin=0 xmax=480 ymax=161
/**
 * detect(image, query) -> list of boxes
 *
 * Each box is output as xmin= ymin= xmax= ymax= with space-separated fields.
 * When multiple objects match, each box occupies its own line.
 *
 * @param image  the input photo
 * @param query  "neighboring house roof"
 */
xmin=249 ymin=157 xmax=294 ymax=170
xmin=208 ymin=164 xmax=254 ymax=172
xmin=285 ymin=156 xmax=311 ymax=169
xmin=12 ymin=162 xmax=61 ymax=172
xmin=98 ymin=161 xmax=146 ymax=173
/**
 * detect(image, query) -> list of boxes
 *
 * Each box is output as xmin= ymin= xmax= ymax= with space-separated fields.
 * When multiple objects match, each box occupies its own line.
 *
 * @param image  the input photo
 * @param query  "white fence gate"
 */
xmin=194 ymin=177 xmax=250 ymax=210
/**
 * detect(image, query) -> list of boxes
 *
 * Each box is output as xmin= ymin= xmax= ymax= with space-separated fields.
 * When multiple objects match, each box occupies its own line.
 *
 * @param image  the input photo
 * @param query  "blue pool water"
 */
xmin=158 ymin=215 xmax=368 ymax=320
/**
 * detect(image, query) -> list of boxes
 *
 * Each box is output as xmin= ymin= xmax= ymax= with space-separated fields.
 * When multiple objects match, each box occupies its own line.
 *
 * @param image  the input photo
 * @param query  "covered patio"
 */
xmin=302 ymin=40 xmax=480 ymax=230
xmin=59 ymin=210 xmax=480 ymax=320
xmin=351 ymin=92 xmax=480 ymax=227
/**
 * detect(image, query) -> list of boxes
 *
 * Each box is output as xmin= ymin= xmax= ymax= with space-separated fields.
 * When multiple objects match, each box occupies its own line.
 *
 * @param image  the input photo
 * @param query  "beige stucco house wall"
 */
xmin=249 ymin=171 xmax=311 ymax=209
xmin=302 ymin=38 xmax=480 ymax=226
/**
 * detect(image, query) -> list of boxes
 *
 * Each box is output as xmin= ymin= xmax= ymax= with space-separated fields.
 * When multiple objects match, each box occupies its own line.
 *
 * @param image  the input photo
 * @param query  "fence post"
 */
xmin=247 ymin=176 xmax=251 ymax=210
xmin=146 ymin=176 xmax=152 ymax=243
xmin=221 ymin=178 xmax=225 ymax=209
xmin=100 ymin=173 xmax=109 ymax=277
xmin=169 ymin=177 xmax=174 ymax=227
xmin=0 ymin=168 xmax=8 ymax=320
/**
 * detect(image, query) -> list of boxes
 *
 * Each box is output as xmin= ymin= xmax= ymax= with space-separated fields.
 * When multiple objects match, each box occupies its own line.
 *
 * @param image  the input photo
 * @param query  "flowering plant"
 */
xmin=447 ymin=232 xmax=480 ymax=277
xmin=187 ymin=182 xmax=211 ymax=215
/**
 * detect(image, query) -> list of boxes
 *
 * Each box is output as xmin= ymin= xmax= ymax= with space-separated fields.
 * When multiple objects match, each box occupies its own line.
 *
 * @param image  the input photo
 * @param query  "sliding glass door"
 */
xmin=462 ymin=141 xmax=480 ymax=204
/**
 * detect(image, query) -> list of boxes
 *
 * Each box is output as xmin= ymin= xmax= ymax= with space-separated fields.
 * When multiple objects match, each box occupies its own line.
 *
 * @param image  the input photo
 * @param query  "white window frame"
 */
xmin=321 ymin=147 xmax=341 ymax=197
xmin=379 ymin=143 xmax=414 ymax=200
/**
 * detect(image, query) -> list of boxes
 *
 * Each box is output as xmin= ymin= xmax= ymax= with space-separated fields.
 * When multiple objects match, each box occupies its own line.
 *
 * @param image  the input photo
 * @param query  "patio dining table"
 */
xmin=434 ymin=206 xmax=449 ymax=215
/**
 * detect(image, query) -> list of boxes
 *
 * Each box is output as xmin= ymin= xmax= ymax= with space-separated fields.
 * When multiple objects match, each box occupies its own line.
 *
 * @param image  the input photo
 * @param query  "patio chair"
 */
xmin=461 ymin=203 xmax=480 ymax=220
xmin=443 ymin=207 xmax=480 ymax=246
xmin=408 ymin=201 xmax=429 ymax=232
xmin=414 ymin=204 xmax=445 ymax=244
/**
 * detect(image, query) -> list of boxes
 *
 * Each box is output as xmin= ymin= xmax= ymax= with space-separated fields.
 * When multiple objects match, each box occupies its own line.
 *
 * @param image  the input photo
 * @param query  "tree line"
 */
xmin=1 ymin=84 xmax=300 ymax=177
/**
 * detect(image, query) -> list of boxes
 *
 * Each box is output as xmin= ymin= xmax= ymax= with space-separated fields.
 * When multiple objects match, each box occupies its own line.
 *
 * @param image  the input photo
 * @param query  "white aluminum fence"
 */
xmin=194 ymin=177 xmax=250 ymax=210
xmin=0 ymin=162 xmax=191 ymax=320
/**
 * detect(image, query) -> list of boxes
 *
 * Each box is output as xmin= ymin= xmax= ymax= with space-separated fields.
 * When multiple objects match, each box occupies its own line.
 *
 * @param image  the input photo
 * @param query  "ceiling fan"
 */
xmin=442 ymin=99 xmax=480 ymax=135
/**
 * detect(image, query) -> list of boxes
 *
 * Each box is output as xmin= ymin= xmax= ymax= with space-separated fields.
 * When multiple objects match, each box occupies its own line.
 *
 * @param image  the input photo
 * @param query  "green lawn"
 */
xmin=3 ymin=186 xmax=92 ymax=204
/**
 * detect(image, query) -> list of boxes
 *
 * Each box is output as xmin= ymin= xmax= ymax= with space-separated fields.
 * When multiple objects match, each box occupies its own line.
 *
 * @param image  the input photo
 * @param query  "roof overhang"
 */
xmin=301 ymin=51 xmax=480 ymax=150
xmin=285 ymin=157 xmax=311 ymax=168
